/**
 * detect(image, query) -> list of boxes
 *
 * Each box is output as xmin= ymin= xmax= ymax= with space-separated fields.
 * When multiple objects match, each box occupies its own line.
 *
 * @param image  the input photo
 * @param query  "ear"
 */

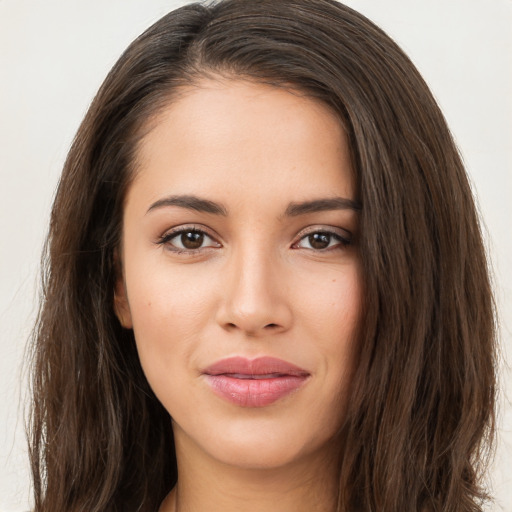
xmin=113 ymin=250 xmax=133 ymax=329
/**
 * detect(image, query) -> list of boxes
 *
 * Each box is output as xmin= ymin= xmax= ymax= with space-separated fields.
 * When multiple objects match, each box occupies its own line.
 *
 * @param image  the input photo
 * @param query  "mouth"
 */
xmin=202 ymin=356 xmax=310 ymax=407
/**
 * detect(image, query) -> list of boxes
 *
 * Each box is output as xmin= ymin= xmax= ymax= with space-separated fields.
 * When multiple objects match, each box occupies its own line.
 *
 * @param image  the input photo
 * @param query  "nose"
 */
xmin=215 ymin=247 xmax=293 ymax=337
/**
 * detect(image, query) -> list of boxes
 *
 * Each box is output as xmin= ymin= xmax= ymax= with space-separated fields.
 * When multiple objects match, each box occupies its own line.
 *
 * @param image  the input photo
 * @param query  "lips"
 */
xmin=202 ymin=356 xmax=310 ymax=407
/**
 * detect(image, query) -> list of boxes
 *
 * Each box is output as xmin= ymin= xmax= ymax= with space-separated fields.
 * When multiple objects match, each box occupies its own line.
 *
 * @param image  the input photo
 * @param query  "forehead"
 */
xmin=128 ymin=79 xmax=355 ymax=211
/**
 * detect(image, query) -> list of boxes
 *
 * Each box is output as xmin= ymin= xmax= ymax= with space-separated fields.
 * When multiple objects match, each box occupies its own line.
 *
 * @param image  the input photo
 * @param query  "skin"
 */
xmin=115 ymin=78 xmax=362 ymax=512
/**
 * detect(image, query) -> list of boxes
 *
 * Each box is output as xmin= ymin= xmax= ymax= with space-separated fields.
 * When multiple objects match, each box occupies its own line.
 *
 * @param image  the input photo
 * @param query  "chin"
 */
xmin=175 ymin=411 xmax=339 ymax=472
xmin=212 ymin=439 xmax=305 ymax=470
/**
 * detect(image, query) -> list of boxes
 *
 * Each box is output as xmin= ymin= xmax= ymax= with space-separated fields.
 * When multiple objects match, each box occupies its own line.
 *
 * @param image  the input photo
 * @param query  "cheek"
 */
xmin=298 ymin=264 xmax=362 ymax=396
xmin=332 ymin=274 xmax=361 ymax=346
xmin=125 ymin=262 xmax=217 ymax=379
xmin=299 ymin=262 xmax=362 ymax=343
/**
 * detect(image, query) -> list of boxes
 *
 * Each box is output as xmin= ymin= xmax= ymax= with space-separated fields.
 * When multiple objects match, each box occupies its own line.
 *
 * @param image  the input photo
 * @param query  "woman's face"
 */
xmin=116 ymin=79 xmax=362 ymax=470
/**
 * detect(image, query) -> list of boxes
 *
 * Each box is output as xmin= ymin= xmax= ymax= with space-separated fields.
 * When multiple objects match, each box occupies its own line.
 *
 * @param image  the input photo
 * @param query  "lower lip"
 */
xmin=204 ymin=375 xmax=308 ymax=407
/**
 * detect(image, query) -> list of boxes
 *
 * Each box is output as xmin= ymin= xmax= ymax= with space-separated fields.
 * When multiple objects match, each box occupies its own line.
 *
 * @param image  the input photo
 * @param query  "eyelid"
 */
xmin=291 ymin=225 xmax=352 ymax=250
xmin=156 ymin=224 xmax=222 ymax=251
xmin=155 ymin=223 xmax=352 ymax=253
xmin=293 ymin=225 xmax=352 ymax=242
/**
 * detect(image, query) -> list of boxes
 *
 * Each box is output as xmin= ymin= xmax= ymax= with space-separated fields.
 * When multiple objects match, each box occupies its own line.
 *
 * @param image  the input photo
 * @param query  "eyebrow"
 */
xmin=147 ymin=195 xmax=228 ymax=216
xmin=146 ymin=194 xmax=361 ymax=217
xmin=284 ymin=197 xmax=362 ymax=216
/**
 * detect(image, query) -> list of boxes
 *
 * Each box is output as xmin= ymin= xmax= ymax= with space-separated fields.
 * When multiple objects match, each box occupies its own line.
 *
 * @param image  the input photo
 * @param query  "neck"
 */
xmin=160 ymin=429 xmax=341 ymax=512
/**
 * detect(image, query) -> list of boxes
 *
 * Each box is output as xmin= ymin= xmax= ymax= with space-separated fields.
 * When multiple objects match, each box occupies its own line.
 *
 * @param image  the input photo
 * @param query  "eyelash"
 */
xmin=156 ymin=225 xmax=352 ymax=254
xmin=292 ymin=229 xmax=351 ymax=251
xmin=156 ymin=226 xmax=220 ymax=254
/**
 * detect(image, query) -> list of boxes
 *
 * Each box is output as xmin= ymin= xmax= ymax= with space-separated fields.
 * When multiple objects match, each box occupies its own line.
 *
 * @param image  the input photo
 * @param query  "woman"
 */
xmin=28 ymin=0 xmax=496 ymax=511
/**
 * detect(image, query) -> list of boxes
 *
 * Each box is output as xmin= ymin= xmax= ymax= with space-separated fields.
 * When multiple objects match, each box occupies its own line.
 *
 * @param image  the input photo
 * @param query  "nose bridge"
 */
xmin=218 ymin=240 xmax=291 ymax=335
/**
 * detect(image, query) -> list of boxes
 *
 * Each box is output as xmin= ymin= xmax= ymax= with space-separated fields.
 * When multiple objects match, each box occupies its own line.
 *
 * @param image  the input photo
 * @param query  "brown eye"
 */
xmin=181 ymin=231 xmax=204 ymax=249
xmin=308 ymin=233 xmax=331 ymax=250
xmin=158 ymin=228 xmax=220 ymax=252
xmin=294 ymin=229 xmax=351 ymax=251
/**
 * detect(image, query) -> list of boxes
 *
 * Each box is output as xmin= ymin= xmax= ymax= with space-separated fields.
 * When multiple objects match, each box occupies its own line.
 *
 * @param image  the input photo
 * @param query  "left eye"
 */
xmin=294 ymin=231 xmax=349 ymax=250
xmin=160 ymin=229 xmax=220 ymax=251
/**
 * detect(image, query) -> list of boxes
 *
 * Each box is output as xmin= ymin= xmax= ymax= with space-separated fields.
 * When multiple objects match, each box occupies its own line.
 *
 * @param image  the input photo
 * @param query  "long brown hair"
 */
xmin=28 ymin=1 xmax=496 ymax=510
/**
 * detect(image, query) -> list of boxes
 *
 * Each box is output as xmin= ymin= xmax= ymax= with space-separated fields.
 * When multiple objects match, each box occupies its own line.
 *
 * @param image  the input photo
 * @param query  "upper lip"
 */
xmin=203 ymin=356 xmax=310 ymax=377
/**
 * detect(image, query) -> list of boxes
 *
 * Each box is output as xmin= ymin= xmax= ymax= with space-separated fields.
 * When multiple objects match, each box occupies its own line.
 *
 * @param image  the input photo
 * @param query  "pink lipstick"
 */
xmin=202 ymin=356 xmax=310 ymax=407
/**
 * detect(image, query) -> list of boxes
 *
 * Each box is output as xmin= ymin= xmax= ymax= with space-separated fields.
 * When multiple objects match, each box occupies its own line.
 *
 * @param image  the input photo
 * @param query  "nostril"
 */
xmin=265 ymin=323 xmax=279 ymax=329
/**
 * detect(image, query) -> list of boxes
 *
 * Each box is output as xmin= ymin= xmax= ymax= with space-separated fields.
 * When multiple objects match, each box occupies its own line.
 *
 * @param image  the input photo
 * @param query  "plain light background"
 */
xmin=1 ymin=0 xmax=510 ymax=510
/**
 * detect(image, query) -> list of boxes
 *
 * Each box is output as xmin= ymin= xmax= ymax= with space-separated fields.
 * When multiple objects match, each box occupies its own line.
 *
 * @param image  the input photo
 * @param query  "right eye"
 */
xmin=158 ymin=228 xmax=221 ymax=252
